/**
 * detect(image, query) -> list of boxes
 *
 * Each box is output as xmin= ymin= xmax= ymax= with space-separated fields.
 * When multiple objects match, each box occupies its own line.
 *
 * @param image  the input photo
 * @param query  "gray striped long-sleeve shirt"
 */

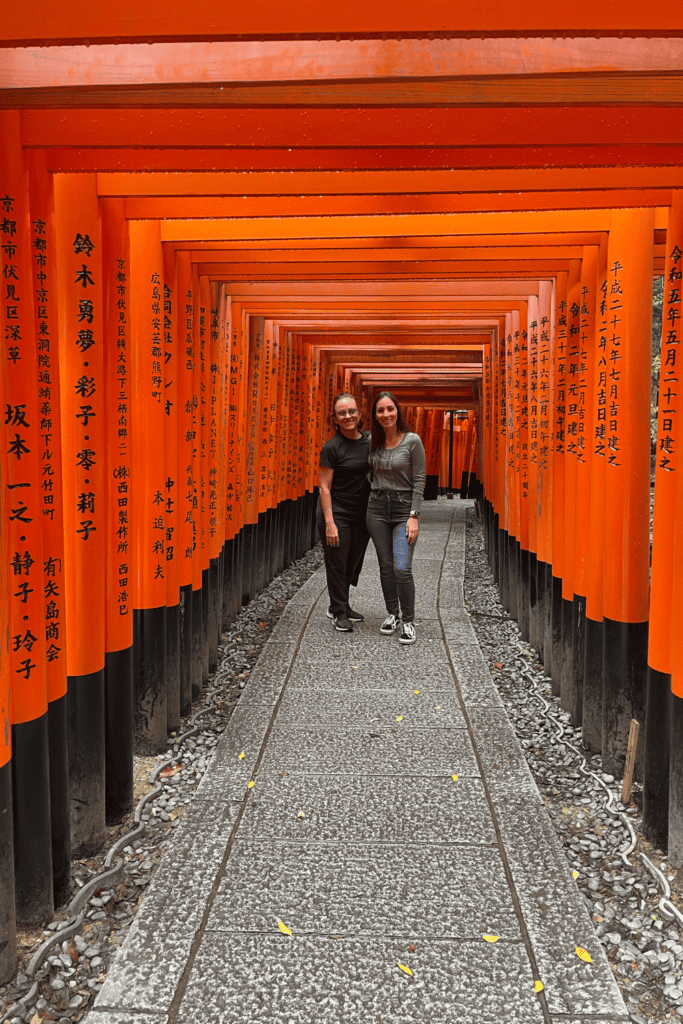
xmin=369 ymin=432 xmax=426 ymax=514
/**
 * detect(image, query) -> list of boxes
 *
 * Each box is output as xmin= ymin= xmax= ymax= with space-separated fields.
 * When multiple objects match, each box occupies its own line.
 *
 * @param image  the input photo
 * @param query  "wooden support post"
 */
xmin=560 ymin=258 xmax=582 ymax=715
xmin=583 ymin=240 xmax=609 ymax=753
xmin=601 ymin=208 xmax=653 ymax=779
xmin=568 ymin=247 xmax=598 ymax=730
xmin=101 ymin=197 xmax=134 ymax=824
xmin=550 ymin=272 xmax=568 ymax=695
xmin=27 ymin=149 xmax=71 ymax=903
xmin=645 ymin=200 xmax=683 ymax=849
xmin=0 ymin=235 xmax=16 ymax=979
xmin=162 ymin=243 xmax=182 ymax=729
xmin=537 ymin=281 xmax=554 ymax=670
xmin=175 ymin=252 xmax=199 ymax=705
xmin=129 ymin=220 xmax=168 ymax=753
xmin=54 ymin=170 xmax=106 ymax=858
xmin=527 ymin=295 xmax=540 ymax=650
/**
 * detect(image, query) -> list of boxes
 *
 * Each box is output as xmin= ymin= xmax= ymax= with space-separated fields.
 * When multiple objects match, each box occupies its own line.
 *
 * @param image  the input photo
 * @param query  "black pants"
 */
xmin=317 ymin=500 xmax=370 ymax=618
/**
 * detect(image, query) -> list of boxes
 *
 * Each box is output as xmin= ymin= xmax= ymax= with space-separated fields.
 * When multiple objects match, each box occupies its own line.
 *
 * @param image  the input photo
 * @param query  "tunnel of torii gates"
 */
xmin=8 ymin=1 xmax=683 ymax=985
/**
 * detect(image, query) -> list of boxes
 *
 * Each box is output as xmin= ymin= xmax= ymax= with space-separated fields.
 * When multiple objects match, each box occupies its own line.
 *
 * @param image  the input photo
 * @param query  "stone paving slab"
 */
xmin=274 ymin=689 xmax=466 ymax=728
xmin=285 ymin=660 xmax=458 ymax=692
xmin=259 ymin=725 xmax=480 ymax=776
xmin=89 ymin=499 xmax=627 ymax=1024
xmin=177 ymin=935 xmax=545 ymax=1024
xmin=240 ymin=774 xmax=497 ymax=844
xmin=210 ymin=839 xmax=520 ymax=938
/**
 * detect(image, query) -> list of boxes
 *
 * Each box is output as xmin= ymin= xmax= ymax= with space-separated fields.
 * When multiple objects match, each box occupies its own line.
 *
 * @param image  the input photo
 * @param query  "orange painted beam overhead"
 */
xmin=191 ymin=247 xmax=587 ymax=264
xmin=99 ymin=167 xmax=683 ymax=197
xmin=3 ymin=1 xmax=683 ymax=46
xmin=158 ymin=209 xmax=669 ymax=241
xmin=47 ymin=145 xmax=683 ymax=173
xmin=7 ymin=38 xmax=683 ymax=90
xmin=22 ymin=107 xmax=683 ymax=148
xmin=124 ymin=190 xmax=672 ymax=219
xmin=175 ymin=233 xmax=609 ymax=251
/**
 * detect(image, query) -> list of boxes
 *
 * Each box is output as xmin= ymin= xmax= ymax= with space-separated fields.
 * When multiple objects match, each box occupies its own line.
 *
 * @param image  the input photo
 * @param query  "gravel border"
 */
xmin=0 ymin=544 xmax=324 ymax=1024
xmin=464 ymin=506 xmax=683 ymax=1024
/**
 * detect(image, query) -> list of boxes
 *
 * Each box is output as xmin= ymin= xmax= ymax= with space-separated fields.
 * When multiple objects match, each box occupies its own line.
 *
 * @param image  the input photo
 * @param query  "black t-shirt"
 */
xmin=319 ymin=430 xmax=371 ymax=512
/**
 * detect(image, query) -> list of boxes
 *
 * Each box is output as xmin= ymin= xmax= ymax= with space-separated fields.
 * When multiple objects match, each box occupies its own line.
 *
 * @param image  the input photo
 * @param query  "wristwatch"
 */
xmin=409 ymin=510 xmax=420 ymax=519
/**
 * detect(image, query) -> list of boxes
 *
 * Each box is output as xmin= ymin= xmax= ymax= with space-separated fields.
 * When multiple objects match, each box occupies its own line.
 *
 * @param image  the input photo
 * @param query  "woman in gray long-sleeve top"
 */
xmin=366 ymin=390 xmax=426 ymax=645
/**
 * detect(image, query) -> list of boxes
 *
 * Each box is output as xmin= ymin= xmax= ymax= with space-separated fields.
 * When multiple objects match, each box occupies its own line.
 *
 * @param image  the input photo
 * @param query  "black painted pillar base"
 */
xmin=275 ymin=501 xmax=286 ymax=575
xmin=133 ymin=607 xmax=168 ymax=756
xmin=467 ymin=473 xmax=479 ymax=499
xmin=226 ymin=536 xmax=236 ymax=624
xmin=242 ymin=523 xmax=255 ymax=604
xmin=534 ymin=558 xmax=546 ymax=663
xmin=582 ymin=615 xmax=604 ymax=754
xmin=166 ymin=602 xmax=181 ymax=732
xmin=191 ymin=587 xmax=203 ymax=702
xmin=550 ymin=575 xmax=563 ymax=696
xmin=669 ymin=692 xmax=683 ymax=866
xmin=499 ymin=527 xmax=509 ymax=610
xmin=519 ymin=547 xmax=530 ymax=640
xmin=508 ymin=536 xmax=519 ymax=621
xmin=0 ymin=760 xmax=15 ymax=983
xmin=559 ymin=596 xmax=574 ymax=716
xmin=47 ymin=693 xmax=70 ymax=906
xmin=528 ymin=552 xmax=538 ymax=650
xmin=568 ymin=595 xmax=586 ymax=728
xmin=208 ymin=557 xmax=220 ymax=674
xmin=602 ymin=617 xmax=648 ymax=779
xmin=232 ymin=531 xmax=244 ymax=618
xmin=68 ymin=668 xmax=105 ymax=856
xmin=459 ymin=471 xmax=469 ymax=499
xmin=424 ymin=473 xmax=439 ymax=501
xmin=492 ymin=512 xmax=500 ymax=584
xmin=201 ymin=567 xmax=210 ymax=682
xmin=104 ymin=647 xmax=134 ymax=826
xmin=642 ymin=666 xmax=671 ymax=850
xmin=179 ymin=583 xmax=193 ymax=717
xmin=12 ymin=715 xmax=53 ymax=925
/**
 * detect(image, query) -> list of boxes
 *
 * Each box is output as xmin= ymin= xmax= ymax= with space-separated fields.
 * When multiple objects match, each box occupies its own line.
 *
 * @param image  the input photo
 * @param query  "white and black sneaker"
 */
xmin=334 ymin=615 xmax=354 ymax=632
xmin=399 ymin=622 xmax=417 ymax=645
xmin=380 ymin=614 xmax=401 ymax=635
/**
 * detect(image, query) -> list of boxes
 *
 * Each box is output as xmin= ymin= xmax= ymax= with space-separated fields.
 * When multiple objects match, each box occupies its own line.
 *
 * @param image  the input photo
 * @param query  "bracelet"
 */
xmin=409 ymin=511 xmax=419 ymax=520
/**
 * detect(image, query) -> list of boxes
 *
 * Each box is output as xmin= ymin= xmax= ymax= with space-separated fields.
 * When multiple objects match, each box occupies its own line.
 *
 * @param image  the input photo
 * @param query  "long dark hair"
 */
xmin=329 ymin=391 xmax=364 ymax=434
xmin=370 ymin=390 xmax=410 ymax=453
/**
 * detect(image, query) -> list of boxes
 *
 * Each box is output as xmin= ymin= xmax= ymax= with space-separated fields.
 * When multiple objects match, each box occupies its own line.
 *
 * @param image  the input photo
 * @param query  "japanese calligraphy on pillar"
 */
xmin=660 ymin=245 xmax=681 ymax=473
xmin=538 ymin=313 xmax=551 ymax=471
xmin=566 ymin=291 xmax=582 ymax=460
xmin=208 ymin=300 xmax=220 ymax=545
xmin=163 ymin=275 xmax=178 ymax=573
xmin=606 ymin=260 xmax=624 ymax=467
xmin=555 ymin=298 xmax=567 ymax=455
xmin=595 ymin=268 xmax=609 ymax=459
xmin=2 ymin=189 xmax=45 ymax=704
xmin=519 ymin=326 xmax=529 ymax=500
xmin=31 ymin=210 xmax=65 ymax=666
xmin=529 ymin=317 xmax=539 ymax=469
xmin=574 ymin=282 xmax=592 ymax=465
xmin=113 ymin=257 xmax=130 ymax=617
xmin=183 ymin=284 xmax=197 ymax=562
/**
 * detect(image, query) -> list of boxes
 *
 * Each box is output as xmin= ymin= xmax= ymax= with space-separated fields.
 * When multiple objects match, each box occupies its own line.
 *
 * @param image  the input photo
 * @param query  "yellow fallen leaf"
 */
xmin=31 ymin=1015 xmax=41 ymax=1024
xmin=573 ymin=870 xmax=579 ymax=879
xmin=238 ymin=751 xmax=245 ymax=760
xmin=277 ymin=918 xmax=292 ymax=936
xmin=247 ymin=780 xmax=255 ymax=789
xmin=297 ymin=810 xmax=305 ymax=818
xmin=483 ymin=934 xmax=499 ymax=943
xmin=397 ymin=962 xmax=413 ymax=977
xmin=575 ymin=946 xmax=593 ymax=963
xmin=396 ymin=715 xmax=403 ymax=722
xmin=414 ymin=690 xmax=420 ymax=695
xmin=352 ymin=666 xmax=358 ymax=670
xmin=452 ymin=774 xmax=459 ymax=782
xmin=534 ymin=980 xmax=544 ymax=993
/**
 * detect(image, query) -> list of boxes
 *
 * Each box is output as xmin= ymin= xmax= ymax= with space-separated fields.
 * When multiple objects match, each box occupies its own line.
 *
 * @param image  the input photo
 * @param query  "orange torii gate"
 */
xmin=3 ymin=8 xmax=683 ymax=990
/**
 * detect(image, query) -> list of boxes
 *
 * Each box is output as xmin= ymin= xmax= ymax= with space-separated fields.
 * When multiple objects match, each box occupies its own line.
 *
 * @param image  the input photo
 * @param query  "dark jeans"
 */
xmin=317 ymin=500 xmax=370 ymax=617
xmin=365 ymin=489 xmax=417 ymax=622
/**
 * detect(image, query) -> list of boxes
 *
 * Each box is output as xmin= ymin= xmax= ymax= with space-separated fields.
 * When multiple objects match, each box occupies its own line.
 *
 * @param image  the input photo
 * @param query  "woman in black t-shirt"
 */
xmin=317 ymin=392 xmax=371 ymax=632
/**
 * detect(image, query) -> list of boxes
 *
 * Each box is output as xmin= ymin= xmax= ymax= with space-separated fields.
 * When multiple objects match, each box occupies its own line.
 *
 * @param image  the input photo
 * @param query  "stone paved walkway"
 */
xmin=86 ymin=499 xmax=628 ymax=1024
